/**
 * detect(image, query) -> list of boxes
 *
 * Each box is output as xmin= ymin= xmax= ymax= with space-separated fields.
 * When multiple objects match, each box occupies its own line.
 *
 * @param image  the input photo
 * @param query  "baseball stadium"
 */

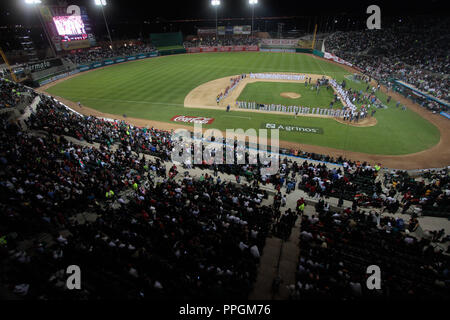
xmin=0 ymin=0 xmax=449 ymax=309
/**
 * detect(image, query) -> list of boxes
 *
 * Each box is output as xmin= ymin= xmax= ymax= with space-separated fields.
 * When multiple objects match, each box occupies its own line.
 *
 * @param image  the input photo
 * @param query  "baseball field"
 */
xmin=42 ymin=52 xmax=448 ymax=168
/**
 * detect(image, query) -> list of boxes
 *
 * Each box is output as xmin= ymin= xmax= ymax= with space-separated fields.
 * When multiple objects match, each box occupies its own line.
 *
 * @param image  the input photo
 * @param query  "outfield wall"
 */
xmin=185 ymin=45 xmax=259 ymax=53
xmin=76 ymin=51 xmax=160 ymax=72
xmin=260 ymin=48 xmax=296 ymax=53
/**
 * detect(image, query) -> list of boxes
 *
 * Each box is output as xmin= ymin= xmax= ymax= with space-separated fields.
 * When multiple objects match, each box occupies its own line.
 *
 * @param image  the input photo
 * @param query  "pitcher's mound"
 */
xmin=280 ymin=92 xmax=301 ymax=99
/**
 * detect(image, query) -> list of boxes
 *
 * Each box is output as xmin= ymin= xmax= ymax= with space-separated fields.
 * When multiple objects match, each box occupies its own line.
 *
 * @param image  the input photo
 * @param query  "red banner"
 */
xmin=170 ymin=115 xmax=215 ymax=124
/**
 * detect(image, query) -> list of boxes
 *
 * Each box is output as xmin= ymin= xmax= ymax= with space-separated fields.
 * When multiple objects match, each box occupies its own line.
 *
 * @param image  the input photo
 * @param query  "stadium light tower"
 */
xmin=249 ymin=0 xmax=258 ymax=38
xmin=211 ymin=0 xmax=220 ymax=39
xmin=95 ymin=0 xmax=114 ymax=51
xmin=24 ymin=0 xmax=57 ymax=58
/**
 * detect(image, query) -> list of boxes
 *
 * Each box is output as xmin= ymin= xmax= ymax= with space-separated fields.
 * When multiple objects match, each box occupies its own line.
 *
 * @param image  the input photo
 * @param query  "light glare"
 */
xmin=249 ymin=0 xmax=258 ymax=4
xmin=95 ymin=0 xmax=107 ymax=6
xmin=211 ymin=0 xmax=220 ymax=6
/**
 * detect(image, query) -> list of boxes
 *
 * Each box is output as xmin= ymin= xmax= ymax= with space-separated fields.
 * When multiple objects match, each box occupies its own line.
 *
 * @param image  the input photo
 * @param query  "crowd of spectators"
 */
xmin=325 ymin=19 xmax=449 ymax=102
xmin=183 ymin=36 xmax=259 ymax=48
xmin=65 ymin=44 xmax=157 ymax=65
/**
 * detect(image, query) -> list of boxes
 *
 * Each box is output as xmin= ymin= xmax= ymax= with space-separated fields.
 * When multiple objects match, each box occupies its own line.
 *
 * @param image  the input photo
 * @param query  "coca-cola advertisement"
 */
xmin=170 ymin=115 xmax=215 ymax=124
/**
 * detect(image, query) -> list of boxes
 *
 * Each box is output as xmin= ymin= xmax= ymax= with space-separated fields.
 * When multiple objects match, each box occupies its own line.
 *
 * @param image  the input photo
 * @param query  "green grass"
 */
xmin=45 ymin=52 xmax=440 ymax=155
xmin=237 ymin=81 xmax=343 ymax=109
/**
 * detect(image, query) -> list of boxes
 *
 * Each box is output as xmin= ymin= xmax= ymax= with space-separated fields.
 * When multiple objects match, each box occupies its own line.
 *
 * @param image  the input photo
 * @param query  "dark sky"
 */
xmin=1 ymin=0 xmax=448 ymax=26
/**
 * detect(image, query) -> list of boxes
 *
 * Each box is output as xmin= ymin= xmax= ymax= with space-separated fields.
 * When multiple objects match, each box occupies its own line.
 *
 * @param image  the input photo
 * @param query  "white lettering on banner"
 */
xmin=171 ymin=115 xmax=215 ymax=124
xmin=366 ymin=5 xmax=381 ymax=30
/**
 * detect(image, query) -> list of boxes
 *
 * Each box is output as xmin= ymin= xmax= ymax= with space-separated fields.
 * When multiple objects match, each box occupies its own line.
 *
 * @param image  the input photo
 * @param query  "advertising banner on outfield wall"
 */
xmin=233 ymin=26 xmax=244 ymax=35
xmin=197 ymin=28 xmax=216 ymax=35
xmin=38 ymin=70 xmax=80 ymax=86
xmin=186 ymin=46 xmax=259 ymax=53
xmin=27 ymin=58 xmax=63 ymax=73
xmin=263 ymin=123 xmax=324 ymax=134
xmin=244 ymin=45 xmax=259 ymax=51
xmin=171 ymin=115 xmax=215 ymax=124
xmin=261 ymin=39 xmax=299 ymax=46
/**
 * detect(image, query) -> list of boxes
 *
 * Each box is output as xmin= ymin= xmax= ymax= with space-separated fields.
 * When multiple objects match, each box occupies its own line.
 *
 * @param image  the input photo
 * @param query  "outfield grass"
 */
xmin=45 ymin=52 xmax=440 ymax=155
xmin=237 ymin=81 xmax=343 ymax=109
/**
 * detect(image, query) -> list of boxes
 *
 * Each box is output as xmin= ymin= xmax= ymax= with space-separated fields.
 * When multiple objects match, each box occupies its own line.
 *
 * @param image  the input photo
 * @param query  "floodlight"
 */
xmin=94 ymin=0 xmax=113 ymax=50
xmin=25 ymin=0 xmax=42 ymax=4
xmin=249 ymin=0 xmax=258 ymax=4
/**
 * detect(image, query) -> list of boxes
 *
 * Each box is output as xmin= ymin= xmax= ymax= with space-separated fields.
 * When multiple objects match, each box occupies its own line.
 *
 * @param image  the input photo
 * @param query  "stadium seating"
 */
xmin=0 ymin=80 xmax=449 ymax=299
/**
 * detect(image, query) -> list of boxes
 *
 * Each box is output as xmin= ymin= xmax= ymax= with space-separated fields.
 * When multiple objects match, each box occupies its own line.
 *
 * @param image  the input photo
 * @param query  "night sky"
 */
xmin=0 ymin=0 xmax=447 ymax=27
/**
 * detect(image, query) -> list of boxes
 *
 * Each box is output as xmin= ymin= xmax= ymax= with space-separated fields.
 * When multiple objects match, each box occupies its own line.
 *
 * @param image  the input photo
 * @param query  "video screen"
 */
xmin=53 ymin=15 xmax=87 ymax=36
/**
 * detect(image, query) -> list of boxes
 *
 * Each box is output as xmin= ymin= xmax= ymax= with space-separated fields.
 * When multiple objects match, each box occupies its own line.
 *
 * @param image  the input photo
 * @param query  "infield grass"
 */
xmin=45 ymin=52 xmax=440 ymax=155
